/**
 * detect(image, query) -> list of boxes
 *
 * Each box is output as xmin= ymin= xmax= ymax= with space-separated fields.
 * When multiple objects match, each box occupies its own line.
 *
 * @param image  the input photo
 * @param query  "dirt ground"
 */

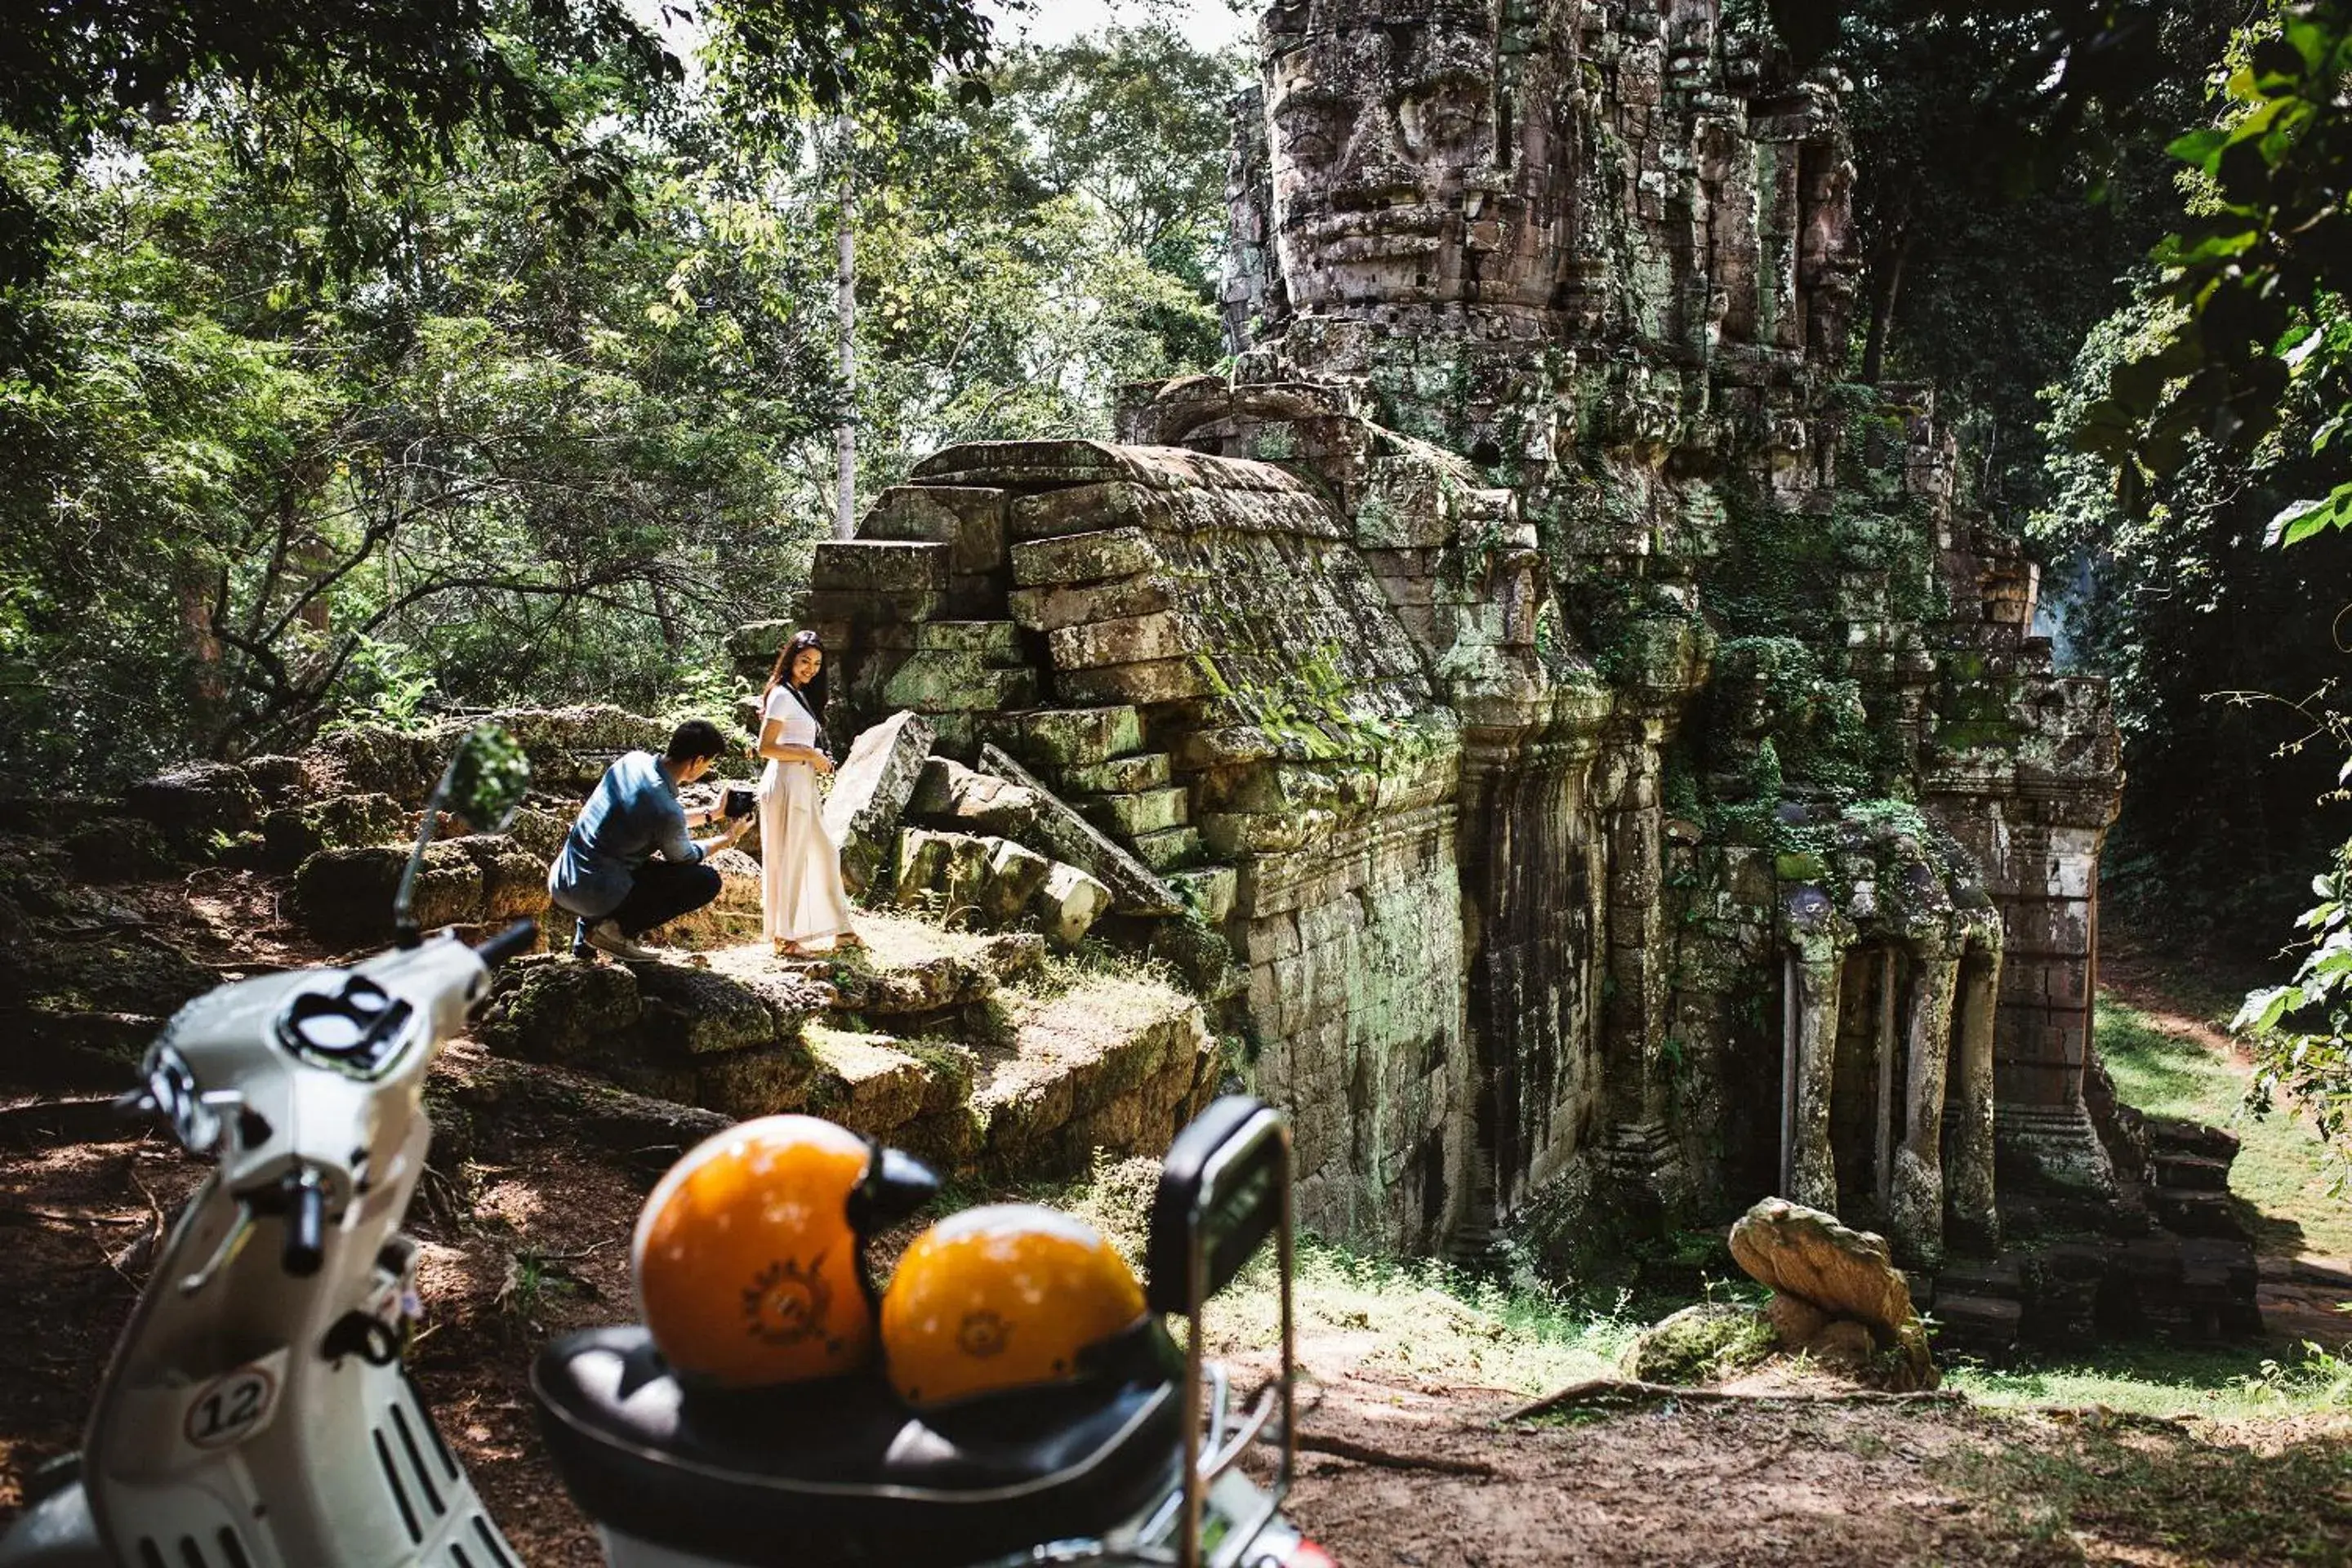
xmin=7 ymin=1102 xmax=2350 ymax=1567
xmin=4 ymin=881 xmax=2350 ymax=1565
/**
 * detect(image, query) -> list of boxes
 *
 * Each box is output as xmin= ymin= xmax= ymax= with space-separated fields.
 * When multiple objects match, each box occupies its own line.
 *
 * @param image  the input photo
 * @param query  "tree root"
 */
xmin=1297 ymin=1432 xmax=1498 ymax=1477
xmin=1501 ymin=1378 xmax=1965 ymax=1423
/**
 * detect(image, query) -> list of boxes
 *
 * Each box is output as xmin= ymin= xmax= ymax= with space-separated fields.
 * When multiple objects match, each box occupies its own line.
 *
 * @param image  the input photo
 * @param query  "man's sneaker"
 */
xmin=582 ymin=922 xmax=662 ymax=962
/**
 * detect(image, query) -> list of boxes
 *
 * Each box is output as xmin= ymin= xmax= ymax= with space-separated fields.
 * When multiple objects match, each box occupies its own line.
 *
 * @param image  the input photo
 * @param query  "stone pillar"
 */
xmin=1889 ymin=938 xmax=1959 ymax=1268
xmin=1946 ymin=931 xmax=2002 ymax=1254
xmin=1782 ymin=888 xmax=1846 ymax=1213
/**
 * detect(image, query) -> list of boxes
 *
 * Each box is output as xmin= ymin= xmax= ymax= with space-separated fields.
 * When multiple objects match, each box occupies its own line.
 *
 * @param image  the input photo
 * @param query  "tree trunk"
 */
xmin=834 ymin=114 xmax=858 ymax=542
xmin=174 ymin=563 xmax=229 ymax=751
xmin=1860 ymin=228 xmax=1911 ymax=386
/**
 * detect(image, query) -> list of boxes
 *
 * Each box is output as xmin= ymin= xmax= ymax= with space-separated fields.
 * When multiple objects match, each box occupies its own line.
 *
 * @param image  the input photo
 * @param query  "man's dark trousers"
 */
xmin=606 ymin=861 xmax=723 ymax=936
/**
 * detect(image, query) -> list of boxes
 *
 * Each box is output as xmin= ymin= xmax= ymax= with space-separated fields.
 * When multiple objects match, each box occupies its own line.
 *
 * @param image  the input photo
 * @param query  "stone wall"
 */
xmin=789 ymin=0 xmax=2127 ymax=1269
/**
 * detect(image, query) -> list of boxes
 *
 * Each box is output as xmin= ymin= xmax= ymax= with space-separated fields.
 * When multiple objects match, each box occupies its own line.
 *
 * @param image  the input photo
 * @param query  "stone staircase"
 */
xmin=471 ymin=909 xmax=1220 ymax=1183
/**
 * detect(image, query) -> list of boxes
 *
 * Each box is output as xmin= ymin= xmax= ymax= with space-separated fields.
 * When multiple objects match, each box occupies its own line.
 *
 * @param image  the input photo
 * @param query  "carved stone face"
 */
xmin=1263 ymin=0 xmax=1579 ymax=319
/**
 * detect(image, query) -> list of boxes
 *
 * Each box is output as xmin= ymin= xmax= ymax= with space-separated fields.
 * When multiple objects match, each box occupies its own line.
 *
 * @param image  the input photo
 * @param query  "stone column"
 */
xmin=1946 ymin=929 xmax=2002 ymax=1254
xmin=1889 ymin=937 xmax=1959 ymax=1268
xmin=1782 ymin=888 xmax=1846 ymax=1213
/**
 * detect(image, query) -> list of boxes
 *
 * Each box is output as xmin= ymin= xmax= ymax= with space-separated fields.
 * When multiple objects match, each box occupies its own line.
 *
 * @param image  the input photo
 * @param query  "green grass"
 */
xmin=1941 ymin=1415 xmax=2352 ymax=1565
xmin=1048 ymin=1151 xmax=1638 ymax=1396
xmin=2098 ymin=995 xmax=2352 ymax=1259
xmin=1949 ymin=1340 xmax=2352 ymax=1422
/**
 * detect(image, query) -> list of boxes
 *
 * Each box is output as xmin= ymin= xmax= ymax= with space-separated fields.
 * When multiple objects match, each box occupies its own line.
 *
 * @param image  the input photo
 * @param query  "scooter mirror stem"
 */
xmin=390 ymin=779 xmax=451 ymax=951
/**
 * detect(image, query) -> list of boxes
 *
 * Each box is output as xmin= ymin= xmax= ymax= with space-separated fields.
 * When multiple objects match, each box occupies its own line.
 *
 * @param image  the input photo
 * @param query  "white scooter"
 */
xmin=1 ymin=728 xmax=1332 ymax=1568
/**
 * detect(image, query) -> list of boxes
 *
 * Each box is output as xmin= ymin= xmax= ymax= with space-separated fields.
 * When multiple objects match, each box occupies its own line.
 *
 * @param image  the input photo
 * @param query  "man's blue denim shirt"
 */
xmin=546 ymin=751 xmax=703 ymax=920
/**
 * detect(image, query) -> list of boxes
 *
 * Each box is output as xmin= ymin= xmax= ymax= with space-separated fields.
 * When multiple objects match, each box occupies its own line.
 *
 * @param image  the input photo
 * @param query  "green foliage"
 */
xmin=2075 ymin=3 xmax=2352 ymax=535
xmin=0 ymin=20 xmax=1237 ymax=790
xmin=2236 ymin=837 xmax=2352 ymax=1170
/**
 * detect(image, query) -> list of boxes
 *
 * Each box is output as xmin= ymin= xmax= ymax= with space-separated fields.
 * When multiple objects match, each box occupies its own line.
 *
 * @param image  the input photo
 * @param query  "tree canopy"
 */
xmin=0 ymin=13 xmax=1241 ymax=786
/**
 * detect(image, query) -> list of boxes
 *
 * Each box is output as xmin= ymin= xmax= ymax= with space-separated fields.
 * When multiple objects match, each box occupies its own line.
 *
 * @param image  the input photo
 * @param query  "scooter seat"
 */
xmin=531 ymin=1325 xmax=1183 ymax=1566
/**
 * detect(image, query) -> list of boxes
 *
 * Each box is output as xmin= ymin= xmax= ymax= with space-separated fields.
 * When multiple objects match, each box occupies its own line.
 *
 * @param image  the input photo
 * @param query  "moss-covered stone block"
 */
xmin=634 ymin=964 xmax=782 ymax=1057
xmin=1078 ymin=787 xmax=1188 ymax=840
xmin=990 ymin=707 xmax=1143 ymax=771
xmin=811 ymin=539 xmax=948 ymax=595
xmin=1009 ymin=527 xmax=1156 ymax=587
xmin=1058 ymin=753 xmax=1171 ymax=795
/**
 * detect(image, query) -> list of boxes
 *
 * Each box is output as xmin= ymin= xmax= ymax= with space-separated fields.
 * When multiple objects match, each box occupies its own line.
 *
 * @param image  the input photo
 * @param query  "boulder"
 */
xmin=907 ymin=756 xmax=1040 ymax=838
xmin=241 ymin=755 xmax=308 ymax=805
xmin=980 ymin=838 xmax=1051 ymax=924
xmin=477 ymin=956 xmax=642 ymax=1062
xmin=823 ymin=710 xmax=937 ymax=894
xmin=292 ymin=843 xmax=478 ymax=942
xmin=126 ymin=763 xmax=263 ymax=844
xmin=65 ymin=817 xmax=178 ymax=883
xmin=449 ymin=835 xmax=550 ymax=921
xmin=261 ymin=793 xmax=407 ymax=868
xmin=1033 ymin=862 xmax=1112 ymax=948
xmin=1621 ymin=1303 xmax=1775 ymax=1385
xmin=1730 ymin=1197 xmax=1938 ymax=1390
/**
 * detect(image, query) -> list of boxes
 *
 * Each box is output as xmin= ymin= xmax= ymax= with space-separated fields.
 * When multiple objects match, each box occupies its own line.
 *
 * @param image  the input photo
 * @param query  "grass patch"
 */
xmin=1940 ymin=1413 xmax=2352 ymax=1564
xmin=2099 ymin=995 xmax=2352 ymax=1258
xmin=1046 ymin=1151 xmax=1638 ymax=1396
xmin=1949 ymin=1340 xmax=2352 ymax=1422
xmin=1207 ymin=1240 xmax=1642 ymax=1395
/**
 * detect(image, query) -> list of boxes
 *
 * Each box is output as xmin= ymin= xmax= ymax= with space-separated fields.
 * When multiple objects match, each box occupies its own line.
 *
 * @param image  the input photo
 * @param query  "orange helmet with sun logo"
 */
xmin=632 ymin=1116 xmax=934 ymax=1390
xmin=880 ymin=1204 xmax=1148 ymax=1409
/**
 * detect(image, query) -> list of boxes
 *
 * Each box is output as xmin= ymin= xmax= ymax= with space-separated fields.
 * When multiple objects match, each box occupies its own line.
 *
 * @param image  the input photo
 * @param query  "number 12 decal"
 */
xmin=182 ymin=1351 xmax=287 ymax=1451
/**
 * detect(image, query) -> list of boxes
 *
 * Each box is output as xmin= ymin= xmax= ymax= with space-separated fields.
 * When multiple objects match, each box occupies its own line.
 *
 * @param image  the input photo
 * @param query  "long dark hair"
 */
xmin=762 ymin=629 xmax=831 ymax=751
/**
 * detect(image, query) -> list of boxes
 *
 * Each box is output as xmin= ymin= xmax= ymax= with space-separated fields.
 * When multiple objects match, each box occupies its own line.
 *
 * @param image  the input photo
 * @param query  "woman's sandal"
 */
xmin=831 ymin=931 xmax=867 ymax=954
xmin=774 ymin=938 xmax=817 ymax=960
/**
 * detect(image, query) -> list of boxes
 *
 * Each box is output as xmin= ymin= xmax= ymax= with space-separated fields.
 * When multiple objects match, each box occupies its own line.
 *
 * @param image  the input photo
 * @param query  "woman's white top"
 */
xmin=764 ymin=684 xmax=820 ymax=753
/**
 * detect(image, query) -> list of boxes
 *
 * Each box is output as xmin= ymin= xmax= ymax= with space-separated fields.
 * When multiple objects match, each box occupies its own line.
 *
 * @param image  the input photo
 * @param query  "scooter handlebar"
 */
xmin=282 ymin=1168 xmax=327 ymax=1277
xmin=473 ymin=919 xmax=539 ymax=968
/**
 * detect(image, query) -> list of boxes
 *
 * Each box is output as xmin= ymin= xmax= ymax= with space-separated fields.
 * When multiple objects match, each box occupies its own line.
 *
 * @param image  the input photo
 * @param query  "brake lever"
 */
xmin=179 ymin=1202 xmax=256 ymax=1296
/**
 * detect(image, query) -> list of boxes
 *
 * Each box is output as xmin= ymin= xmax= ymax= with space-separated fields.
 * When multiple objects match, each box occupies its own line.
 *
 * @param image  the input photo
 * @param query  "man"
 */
xmin=548 ymin=719 xmax=751 ymax=961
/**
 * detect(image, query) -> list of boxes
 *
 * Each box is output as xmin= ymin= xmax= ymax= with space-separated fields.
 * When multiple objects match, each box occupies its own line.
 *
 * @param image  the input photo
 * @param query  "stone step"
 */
xmin=1058 ymin=752 xmax=1172 ymax=795
xmin=881 ymin=654 xmax=1040 ymax=714
xmin=1077 ymin=786 xmax=1189 ymax=840
xmin=1934 ymin=1254 xmax=2023 ymax=1299
xmin=1165 ymin=864 xmax=1236 ymax=924
xmin=1131 ymin=826 xmax=1204 ymax=874
xmin=811 ymin=538 xmax=947 ymax=596
xmin=2153 ymin=1152 xmax=2230 ymax=1192
xmin=1931 ymin=1291 xmax=2022 ymax=1355
xmin=982 ymin=706 xmax=1144 ymax=770
xmin=2151 ymin=1187 xmax=2245 ymax=1240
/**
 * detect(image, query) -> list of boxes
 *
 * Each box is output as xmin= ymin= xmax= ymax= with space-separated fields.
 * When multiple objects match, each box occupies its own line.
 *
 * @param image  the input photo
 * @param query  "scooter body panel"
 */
xmin=0 ymin=1481 xmax=106 ymax=1568
xmin=3 ymin=938 xmax=520 ymax=1568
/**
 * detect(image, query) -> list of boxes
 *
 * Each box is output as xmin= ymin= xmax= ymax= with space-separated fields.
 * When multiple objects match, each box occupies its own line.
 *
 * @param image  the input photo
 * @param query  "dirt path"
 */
xmin=9 ymin=1107 xmax=2350 ymax=1566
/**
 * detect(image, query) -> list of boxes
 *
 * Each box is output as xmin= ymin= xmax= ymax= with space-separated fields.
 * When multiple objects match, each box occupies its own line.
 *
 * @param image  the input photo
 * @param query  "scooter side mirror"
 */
xmin=1143 ymin=1096 xmax=1286 ymax=1317
xmin=444 ymin=724 xmax=532 ymax=834
xmin=394 ymin=724 xmax=533 ymax=947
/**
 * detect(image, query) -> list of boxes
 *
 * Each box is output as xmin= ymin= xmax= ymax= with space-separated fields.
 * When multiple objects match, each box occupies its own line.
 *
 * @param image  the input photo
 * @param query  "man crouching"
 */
xmin=548 ymin=719 xmax=751 ymax=961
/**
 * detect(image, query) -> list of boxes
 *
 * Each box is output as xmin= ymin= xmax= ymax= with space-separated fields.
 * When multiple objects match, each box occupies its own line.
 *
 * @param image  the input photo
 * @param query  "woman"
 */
xmin=755 ymin=630 xmax=862 ymax=958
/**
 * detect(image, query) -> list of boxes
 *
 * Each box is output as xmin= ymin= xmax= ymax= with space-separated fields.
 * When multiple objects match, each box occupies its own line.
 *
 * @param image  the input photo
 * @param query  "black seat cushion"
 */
xmin=530 ymin=1325 xmax=1183 ymax=1567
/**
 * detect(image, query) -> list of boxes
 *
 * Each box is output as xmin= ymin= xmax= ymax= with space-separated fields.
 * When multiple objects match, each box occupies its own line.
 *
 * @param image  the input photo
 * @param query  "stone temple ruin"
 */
xmin=786 ymin=0 xmax=2255 ymax=1348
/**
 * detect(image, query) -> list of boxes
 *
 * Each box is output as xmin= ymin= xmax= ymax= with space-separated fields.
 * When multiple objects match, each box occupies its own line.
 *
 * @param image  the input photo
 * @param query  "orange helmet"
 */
xmin=632 ymin=1115 xmax=935 ymax=1390
xmin=880 ymin=1204 xmax=1147 ymax=1409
